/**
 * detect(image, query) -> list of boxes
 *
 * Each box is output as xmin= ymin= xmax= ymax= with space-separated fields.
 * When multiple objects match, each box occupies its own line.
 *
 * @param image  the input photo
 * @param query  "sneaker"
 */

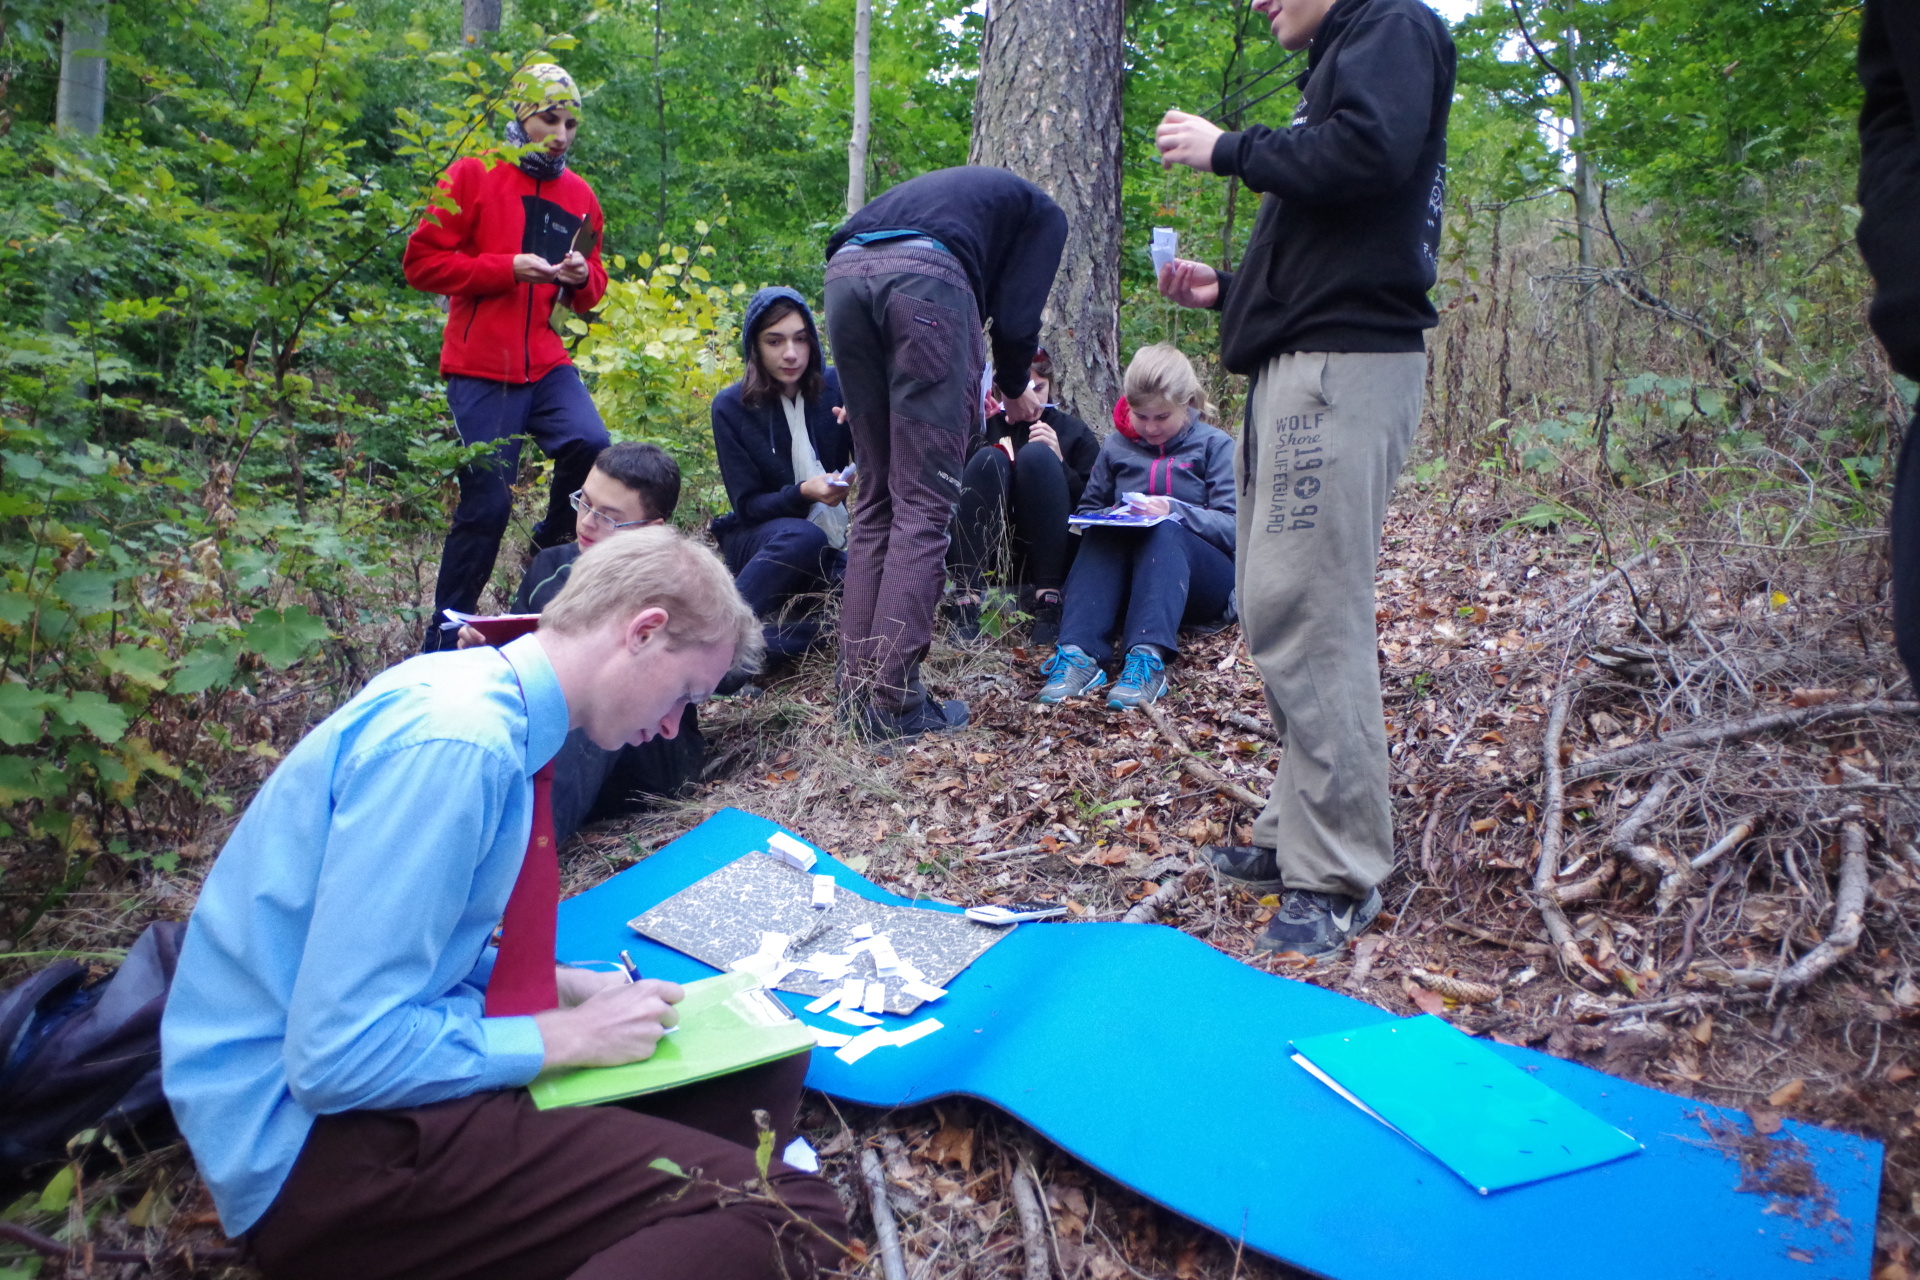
xmin=861 ymin=695 xmax=970 ymax=741
xmin=1106 ymin=645 xmax=1167 ymax=710
xmin=1201 ymin=844 xmax=1285 ymax=892
xmin=1255 ymin=887 xmax=1384 ymax=959
xmin=1037 ymin=645 xmax=1107 ymax=703
xmin=942 ymin=596 xmax=982 ymax=643
xmin=1029 ymin=595 xmax=1061 ymax=648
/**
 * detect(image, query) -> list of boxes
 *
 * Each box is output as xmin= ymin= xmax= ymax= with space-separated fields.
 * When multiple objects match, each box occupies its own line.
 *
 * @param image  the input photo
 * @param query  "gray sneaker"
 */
xmin=1255 ymin=887 xmax=1383 ymax=958
xmin=1106 ymin=645 xmax=1167 ymax=710
xmin=1037 ymin=645 xmax=1107 ymax=703
xmin=1202 ymin=844 xmax=1285 ymax=892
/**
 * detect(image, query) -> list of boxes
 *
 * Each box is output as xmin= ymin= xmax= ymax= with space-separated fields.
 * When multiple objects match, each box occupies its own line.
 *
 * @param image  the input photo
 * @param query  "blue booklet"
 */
xmin=1290 ymin=1015 xmax=1643 ymax=1195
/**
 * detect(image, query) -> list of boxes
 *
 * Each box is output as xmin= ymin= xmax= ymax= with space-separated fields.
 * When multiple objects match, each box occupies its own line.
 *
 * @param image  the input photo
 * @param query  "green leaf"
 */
xmin=0 ymin=683 xmax=47 ymax=746
xmin=36 ymin=1164 xmax=75 ymax=1213
xmin=754 ymin=1123 xmax=774 ymax=1181
xmin=170 ymin=642 xmax=239 ymax=695
xmin=648 ymin=1157 xmax=685 ymax=1178
xmin=0 ymin=591 xmax=32 ymax=628
xmin=0 ymin=756 xmax=50 ymax=805
xmin=242 ymin=605 xmax=330 ymax=670
xmin=98 ymin=643 xmax=174 ymax=690
xmin=54 ymin=691 xmax=129 ymax=744
xmin=53 ymin=569 xmax=115 ymax=615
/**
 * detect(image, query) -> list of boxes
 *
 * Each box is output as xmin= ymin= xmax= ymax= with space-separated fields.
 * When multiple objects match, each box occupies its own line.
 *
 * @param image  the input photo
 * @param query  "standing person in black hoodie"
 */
xmin=1153 ymin=0 xmax=1454 ymax=958
xmin=709 ymin=288 xmax=851 ymax=672
xmin=1858 ymin=0 xmax=1920 ymax=693
xmin=825 ymin=166 xmax=1069 ymax=738
xmin=945 ymin=348 xmax=1101 ymax=645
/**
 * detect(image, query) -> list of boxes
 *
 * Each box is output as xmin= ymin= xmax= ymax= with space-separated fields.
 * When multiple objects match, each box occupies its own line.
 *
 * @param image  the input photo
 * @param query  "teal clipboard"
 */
xmin=1290 ymin=1014 xmax=1644 ymax=1195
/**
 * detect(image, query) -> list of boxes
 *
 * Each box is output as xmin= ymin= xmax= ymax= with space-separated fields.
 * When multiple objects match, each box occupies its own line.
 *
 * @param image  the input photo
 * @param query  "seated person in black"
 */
xmin=945 ymin=349 xmax=1099 ymax=645
xmin=457 ymin=441 xmax=701 ymax=840
xmin=709 ymin=287 xmax=851 ymax=666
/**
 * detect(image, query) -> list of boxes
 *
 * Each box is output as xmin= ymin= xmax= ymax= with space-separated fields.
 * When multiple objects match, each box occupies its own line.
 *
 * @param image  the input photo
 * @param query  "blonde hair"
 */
xmin=1124 ymin=344 xmax=1214 ymax=421
xmin=541 ymin=526 xmax=764 ymax=671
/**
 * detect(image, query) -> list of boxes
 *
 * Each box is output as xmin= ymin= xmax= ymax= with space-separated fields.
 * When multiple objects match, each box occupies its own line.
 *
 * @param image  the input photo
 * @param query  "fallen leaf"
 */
xmin=1768 ymin=1078 xmax=1805 ymax=1108
xmin=1112 ymin=759 xmax=1141 ymax=779
xmin=1690 ymin=1014 xmax=1714 ymax=1045
xmin=1787 ymin=1249 xmax=1813 ymax=1263
xmin=1408 ymin=986 xmax=1447 ymax=1016
xmin=927 ymin=1123 xmax=974 ymax=1172
xmin=1887 ymin=1062 xmax=1915 ymax=1083
xmin=1065 ymin=900 xmax=1087 ymax=916
xmin=1748 ymin=1109 xmax=1783 ymax=1135
xmin=1787 ymin=688 xmax=1842 ymax=708
xmin=1470 ymin=817 xmax=1499 ymax=834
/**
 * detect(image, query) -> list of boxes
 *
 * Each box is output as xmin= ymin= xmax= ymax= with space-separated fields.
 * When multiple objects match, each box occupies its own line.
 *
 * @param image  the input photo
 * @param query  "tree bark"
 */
xmin=968 ymin=0 xmax=1124 ymax=421
xmin=1561 ymin=16 xmax=1603 ymax=399
xmin=55 ymin=1 xmax=107 ymax=137
xmin=847 ymin=0 xmax=872 ymax=213
xmin=463 ymin=0 xmax=502 ymax=44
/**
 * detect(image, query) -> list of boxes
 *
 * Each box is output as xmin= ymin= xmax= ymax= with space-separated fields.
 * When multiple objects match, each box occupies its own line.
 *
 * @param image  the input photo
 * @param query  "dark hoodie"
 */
xmin=1859 ymin=0 xmax=1920 ymax=381
xmin=1209 ymin=0 xmax=1455 ymax=372
xmin=710 ymin=288 xmax=851 ymax=532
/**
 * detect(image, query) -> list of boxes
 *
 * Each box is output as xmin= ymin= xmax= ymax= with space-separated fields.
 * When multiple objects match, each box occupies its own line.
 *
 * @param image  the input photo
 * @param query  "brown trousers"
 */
xmin=248 ymin=1053 xmax=847 ymax=1280
xmin=823 ymin=244 xmax=983 ymax=713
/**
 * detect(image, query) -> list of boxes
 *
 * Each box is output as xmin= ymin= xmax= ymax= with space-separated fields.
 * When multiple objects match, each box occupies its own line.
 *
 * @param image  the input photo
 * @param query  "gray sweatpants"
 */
xmin=1236 ymin=351 xmax=1425 ymax=898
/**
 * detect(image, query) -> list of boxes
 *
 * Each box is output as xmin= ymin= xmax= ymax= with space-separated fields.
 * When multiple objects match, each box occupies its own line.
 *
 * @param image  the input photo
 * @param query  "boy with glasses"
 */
xmin=458 ymin=442 xmax=695 ymax=840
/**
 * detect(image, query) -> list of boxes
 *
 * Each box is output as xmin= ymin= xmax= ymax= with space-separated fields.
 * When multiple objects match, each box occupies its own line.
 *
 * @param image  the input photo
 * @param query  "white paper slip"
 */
xmin=782 ymin=1136 xmax=822 ymax=1172
xmin=888 ymin=1018 xmax=944 ymax=1048
xmin=850 ymin=923 xmax=874 ymax=941
xmin=896 ymin=959 xmax=927 ymax=984
xmin=810 ymin=875 xmax=836 ymax=909
xmin=833 ymin=977 xmax=864 ymax=1010
xmin=804 ymin=991 xmax=839 ymax=1014
xmin=862 ymin=981 xmax=888 ymax=1014
xmin=767 ymin=832 xmax=819 ymax=871
xmin=867 ymin=936 xmax=901 ymax=975
xmin=828 ymin=1007 xmax=883 ymax=1028
xmin=901 ymin=979 xmax=948 ymax=1002
xmin=808 ymin=1027 xmax=854 ymax=1048
xmin=754 ymin=960 xmax=799 ymax=989
xmin=834 ymin=1027 xmax=894 ymax=1064
xmin=1151 ymin=226 xmax=1178 ymax=273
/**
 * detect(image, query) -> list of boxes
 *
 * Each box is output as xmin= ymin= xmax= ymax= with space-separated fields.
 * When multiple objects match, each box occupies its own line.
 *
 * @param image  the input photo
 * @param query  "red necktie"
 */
xmin=485 ymin=762 xmax=559 ymax=1017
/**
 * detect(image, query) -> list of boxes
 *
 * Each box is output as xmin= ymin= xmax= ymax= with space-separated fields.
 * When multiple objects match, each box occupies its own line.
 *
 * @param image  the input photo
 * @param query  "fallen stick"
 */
xmin=1690 ymin=818 xmax=1756 ymax=871
xmin=861 ymin=1148 xmax=909 ymax=1280
xmin=1418 ymin=784 xmax=1454 ymax=878
xmin=1548 ymin=857 xmax=1617 ymax=907
xmin=1567 ymin=701 xmax=1920 ymax=781
xmin=1219 ymin=710 xmax=1277 ymax=741
xmin=1122 ymin=872 xmax=1191 ymax=925
xmin=0 ymin=1221 xmax=243 ymax=1268
xmin=1009 ymin=1167 xmax=1052 ymax=1280
xmin=1442 ymin=916 xmax=1552 ymax=957
xmin=1610 ymin=771 xmax=1691 ymax=916
xmin=1551 ymin=550 xmax=1651 ymax=622
xmin=1141 ymin=702 xmax=1268 ymax=809
xmin=1690 ymin=821 xmax=1871 ymax=994
xmin=1534 ymin=683 xmax=1603 ymax=981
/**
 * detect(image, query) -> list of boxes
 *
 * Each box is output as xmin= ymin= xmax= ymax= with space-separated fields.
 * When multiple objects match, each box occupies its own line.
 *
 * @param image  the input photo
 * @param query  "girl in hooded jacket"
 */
xmin=403 ymin=64 xmax=611 ymax=651
xmin=708 ymin=288 xmax=851 ymax=675
xmin=1037 ymin=344 xmax=1236 ymax=710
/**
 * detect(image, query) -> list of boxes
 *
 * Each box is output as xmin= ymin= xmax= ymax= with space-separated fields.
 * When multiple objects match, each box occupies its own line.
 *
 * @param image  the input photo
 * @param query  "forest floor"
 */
xmin=6 ymin=466 xmax=1920 ymax=1280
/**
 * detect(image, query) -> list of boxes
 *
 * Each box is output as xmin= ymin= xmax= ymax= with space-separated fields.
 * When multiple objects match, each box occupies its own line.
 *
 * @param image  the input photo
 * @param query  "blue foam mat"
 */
xmin=557 ymin=809 xmax=1883 ymax=1280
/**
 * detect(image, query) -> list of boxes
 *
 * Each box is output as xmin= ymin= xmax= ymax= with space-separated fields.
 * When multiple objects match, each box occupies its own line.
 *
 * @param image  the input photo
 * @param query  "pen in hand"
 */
xmin=618 ymin=950 xmax=641 ymax=984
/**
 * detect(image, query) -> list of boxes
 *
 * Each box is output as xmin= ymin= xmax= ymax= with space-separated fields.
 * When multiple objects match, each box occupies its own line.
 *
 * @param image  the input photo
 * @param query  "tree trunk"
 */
xmin=462 ymin=0 xmax=502 ymax=44
xmin=968 ymin=0 xmax=1124 ymax=421
xmin=1563 ymin=18 xmax=1604 ymax=400
xmin=55 ymin=1 xmax=107 ymax=136
xmin=847 ymin=0 xmax=871 ymax=213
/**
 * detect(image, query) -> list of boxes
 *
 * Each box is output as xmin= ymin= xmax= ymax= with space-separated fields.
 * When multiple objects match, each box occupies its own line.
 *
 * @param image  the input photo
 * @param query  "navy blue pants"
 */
xmin=948 ymin=442 xmax=1076 ymax=596
xmin=1058 ymin=520 xmax=1234 ymax=662
xmin=1896 ymin=398 xmax=1919 ymax=692
xmin=720 ymin=517 xmax=846 ymax=659
xmin=425 ymin=366 xmax=609 ymax=651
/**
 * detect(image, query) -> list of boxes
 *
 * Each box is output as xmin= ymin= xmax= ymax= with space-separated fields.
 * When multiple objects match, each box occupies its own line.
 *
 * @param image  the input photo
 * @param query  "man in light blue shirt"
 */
xmin=161 ymin=528 xmax=846 ymax=1280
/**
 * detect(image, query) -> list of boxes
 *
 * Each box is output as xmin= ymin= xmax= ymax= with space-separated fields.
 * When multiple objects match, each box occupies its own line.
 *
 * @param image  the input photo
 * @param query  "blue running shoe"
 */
xmin=1107 ymin=645 xmax=1167 ymax=709
xmin=1037 ymin=645 xmax=1107 ymax=703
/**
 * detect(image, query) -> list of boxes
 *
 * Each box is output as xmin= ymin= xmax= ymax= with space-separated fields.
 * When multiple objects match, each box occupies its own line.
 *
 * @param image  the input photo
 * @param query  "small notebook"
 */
xmin=1290 ymin=1015 xmax=1643 ymax=1195
xmin=529 ymin=971 xmax=814 ymax=1110
xmin=441 ymin=609 xmax=541 ymax=645
xmin=1067 ymin=508 xmax=1174 ymax=530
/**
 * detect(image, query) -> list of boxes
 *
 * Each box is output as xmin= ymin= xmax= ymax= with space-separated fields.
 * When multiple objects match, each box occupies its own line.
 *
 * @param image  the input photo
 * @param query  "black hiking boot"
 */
xmin=1255 ymin=887 xmax=1384 ymax=959
xmin=860 ymin=695 xmax=970 ymax=742
xmin=1201 ymin=844 xmax=1285 ymax=892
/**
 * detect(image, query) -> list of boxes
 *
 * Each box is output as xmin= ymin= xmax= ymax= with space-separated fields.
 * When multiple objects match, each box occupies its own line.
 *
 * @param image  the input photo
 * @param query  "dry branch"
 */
xmin=1692 ymin=821 xmax=1872 ymax=994
xmin=1443 ymin=916 xmax=1552 ymax=956
xmin=1690 ymin=818 xmax=1756 ymax=872
xmin=1610 ymin=771 xmax=1690 ymax=915
xmin=1218 ymin=710 xmax=1277 ymax=741
xmin=1141 ymin=702 xmax=1268 ymax=809
xmin=861 ymin=1147 xmax=909 ymax=1280
xmin=1408 ymin=966 xmax=1501 ymax=1004
xmin=1567 ymin=701 xmax=1920 ymax=781
xmin=1551 ymin=550 xmax=1652 ymax=622
xmin=1122 ymin=873 xmax=1192 ymax=925
xmin=1548 ymin=857 xmax=1617 ymax=906
xmin=1534 ymin=683 xmax=1603 ymax=980
xmin=1419 ymin=785 xmax=1454 ymax=878
xmin=1009 ymin=1167 xmax=1052 ymax=1280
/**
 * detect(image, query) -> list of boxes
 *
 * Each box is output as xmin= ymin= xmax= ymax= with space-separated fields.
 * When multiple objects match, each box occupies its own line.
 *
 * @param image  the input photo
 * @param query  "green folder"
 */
xmin=529 ymin=971 xmax=815 ymax=1110
xmin=1290 ymin=1014 xmax=1643 ymax=1195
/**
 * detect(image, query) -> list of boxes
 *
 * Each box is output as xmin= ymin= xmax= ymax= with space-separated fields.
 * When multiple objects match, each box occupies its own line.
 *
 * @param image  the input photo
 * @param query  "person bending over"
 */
xmin=824 ymin=165 xmax=1068 ymax=738
xmin=1036 ymin=345 xmax=1235 ymax=711
xmin=945 ymin=348 xmax=1100 ymax=646
xmin=709 ymin=288 xmax=850 ymax=674
xmin=457 ymin=442 xmax=698 ymax=842
xmin=161 ymin=528 xmax=845 ymax=1280
xmin=405 ymin=63 xmax=611 ymax=652
xmin=1155 ymin=0 xmax=1454 ymax=956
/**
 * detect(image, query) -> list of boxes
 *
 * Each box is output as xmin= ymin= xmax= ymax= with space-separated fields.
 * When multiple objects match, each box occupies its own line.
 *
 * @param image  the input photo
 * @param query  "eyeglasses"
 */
xmin=569 ymin=490 xmax=660 ymax=532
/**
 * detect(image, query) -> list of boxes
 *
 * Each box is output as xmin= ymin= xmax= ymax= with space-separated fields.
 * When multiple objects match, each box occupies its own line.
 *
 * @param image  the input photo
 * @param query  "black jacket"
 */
xmin=1860 ymin=0 xmax=1920 ymax=380
xmin=1210 ymin=0 xmax=1455 ymax=372
xmin=968 ymin=407 xmax=1102 ymax=510
xmin=710 ymin=290 xmax=851 ymax=533
xmin=514 ymin=542 xmax=581 ymax=613
xmin=827 ymin=167 xmax=1068 ymax=398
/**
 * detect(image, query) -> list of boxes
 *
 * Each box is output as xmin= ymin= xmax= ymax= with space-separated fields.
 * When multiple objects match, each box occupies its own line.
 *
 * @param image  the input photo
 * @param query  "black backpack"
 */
xmin=0 ymin=921 xmax=185 ymax=1174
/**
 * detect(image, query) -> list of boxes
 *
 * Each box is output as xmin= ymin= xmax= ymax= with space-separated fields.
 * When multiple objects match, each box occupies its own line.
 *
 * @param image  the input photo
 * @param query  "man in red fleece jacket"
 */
xmin=405 ymin=63 xmax=611 ymax=652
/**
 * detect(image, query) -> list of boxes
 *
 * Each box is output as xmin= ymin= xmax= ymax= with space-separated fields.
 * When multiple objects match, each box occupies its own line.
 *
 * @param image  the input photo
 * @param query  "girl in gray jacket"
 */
xmin=1038 ymin=345 xmax=1237 ymax=709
